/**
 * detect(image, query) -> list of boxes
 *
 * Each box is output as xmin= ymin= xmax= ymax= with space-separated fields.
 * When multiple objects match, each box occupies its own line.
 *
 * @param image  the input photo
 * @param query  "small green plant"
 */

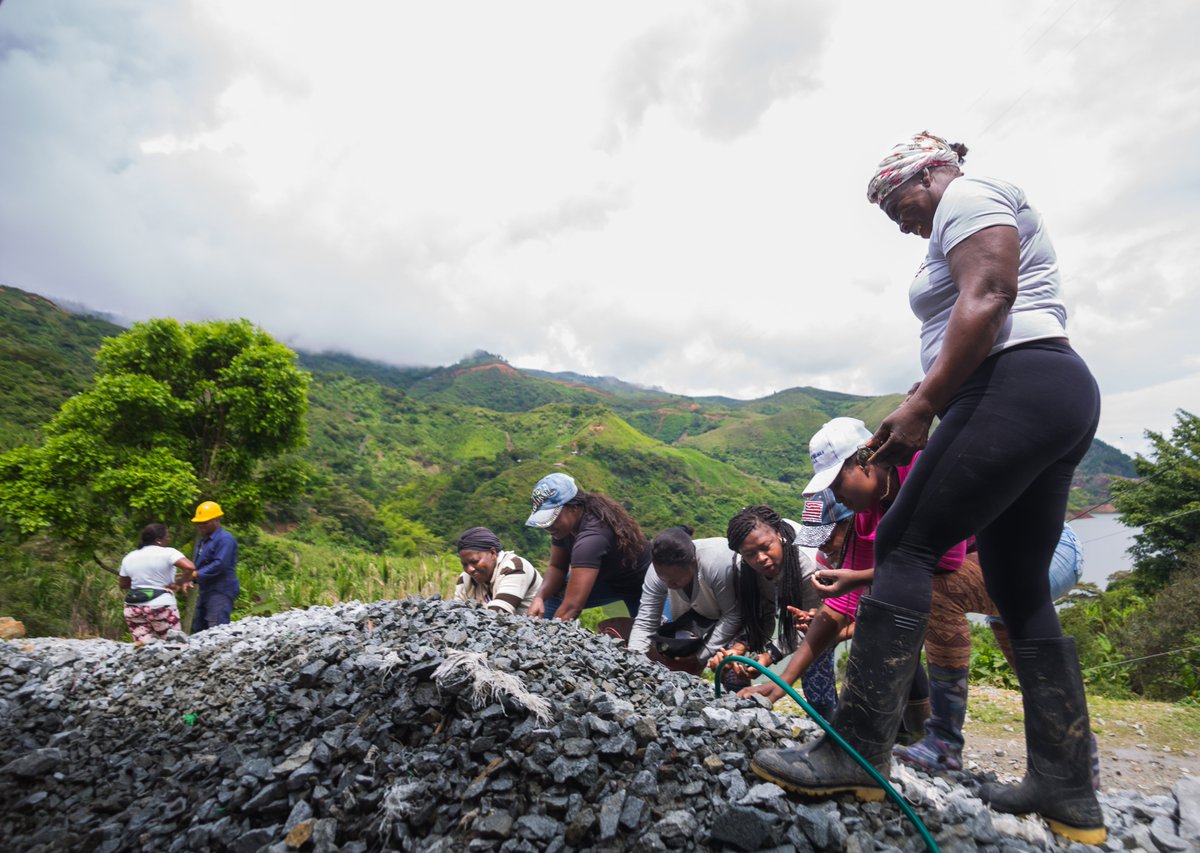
xmin=968 ymin=624 xmax=1019 ymax=689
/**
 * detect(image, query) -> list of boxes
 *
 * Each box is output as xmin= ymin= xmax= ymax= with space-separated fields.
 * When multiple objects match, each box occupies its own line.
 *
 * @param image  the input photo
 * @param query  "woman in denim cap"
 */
xmin=525 ymin=473 xmax=651 ymax=621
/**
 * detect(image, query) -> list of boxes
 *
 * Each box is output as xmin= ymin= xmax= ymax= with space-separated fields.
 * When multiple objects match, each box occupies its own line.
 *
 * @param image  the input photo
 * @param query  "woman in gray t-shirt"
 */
xmin=751 ymin=132 xmax=1103 ymax=845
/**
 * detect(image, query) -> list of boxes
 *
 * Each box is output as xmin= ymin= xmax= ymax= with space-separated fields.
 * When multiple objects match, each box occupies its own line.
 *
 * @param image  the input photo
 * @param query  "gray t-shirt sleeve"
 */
xmin=628 ymin=568 xmax=667 ymax=653
xmin=699 ymin=550 xmax=743 ymax=661
xmin=935 ymin=177 xmax=1018 ymax=255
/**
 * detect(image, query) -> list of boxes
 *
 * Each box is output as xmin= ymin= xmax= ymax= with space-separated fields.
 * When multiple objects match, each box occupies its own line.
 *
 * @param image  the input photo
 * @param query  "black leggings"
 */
xmin=870 ymin=340 xmax=1100 ymax=642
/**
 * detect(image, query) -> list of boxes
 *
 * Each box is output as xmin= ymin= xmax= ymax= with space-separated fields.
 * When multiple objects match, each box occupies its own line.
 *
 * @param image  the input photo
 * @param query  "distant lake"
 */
xmin=1068 ymin=512 xmax=1141 ymax=590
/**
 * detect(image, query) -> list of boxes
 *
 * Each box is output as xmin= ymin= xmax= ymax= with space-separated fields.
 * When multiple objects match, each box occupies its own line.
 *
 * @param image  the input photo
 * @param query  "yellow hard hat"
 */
xmin=192 ymin=501 xmax=224 ymax=523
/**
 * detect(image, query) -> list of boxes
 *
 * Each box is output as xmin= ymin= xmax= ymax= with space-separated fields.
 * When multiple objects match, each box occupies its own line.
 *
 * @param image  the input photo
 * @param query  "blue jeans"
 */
xmin=543 ymin=571 xmax=643 ymax=619
xmin=192 ymin=592 xmax=235 ymax=632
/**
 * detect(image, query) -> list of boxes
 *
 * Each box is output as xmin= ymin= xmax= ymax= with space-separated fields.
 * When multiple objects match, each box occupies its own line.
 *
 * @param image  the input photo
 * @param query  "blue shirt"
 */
xmin=194 ymin=527 xmax=240 ymax=599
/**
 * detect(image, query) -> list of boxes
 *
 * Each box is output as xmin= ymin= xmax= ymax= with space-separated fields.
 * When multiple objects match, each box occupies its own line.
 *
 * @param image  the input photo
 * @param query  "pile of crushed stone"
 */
xmin=1 ymin=597 xmax=1196 ymax=852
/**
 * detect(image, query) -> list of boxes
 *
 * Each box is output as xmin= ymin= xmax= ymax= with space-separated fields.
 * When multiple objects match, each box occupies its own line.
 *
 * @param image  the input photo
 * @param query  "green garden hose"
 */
xmin=714 ymin=655 xmax=940 ymax=853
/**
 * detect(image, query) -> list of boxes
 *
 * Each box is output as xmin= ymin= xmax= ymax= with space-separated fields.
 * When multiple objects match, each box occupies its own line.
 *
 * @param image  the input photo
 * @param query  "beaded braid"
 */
xmin=726 ymin=505 xmax=806 ymax=655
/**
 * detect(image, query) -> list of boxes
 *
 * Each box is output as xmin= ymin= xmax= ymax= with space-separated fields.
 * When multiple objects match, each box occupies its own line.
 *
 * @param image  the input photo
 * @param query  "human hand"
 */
xmin=707 ymin=645 xmax=747 ymax=672
xmin=732 ymin=653 xmax=772 ymax=679
xmin=527 ymin=598 xmax=546 ymax=619
xmin=871 ymin=397 xmax=934 ymax=467
xmin=810 ymin=570 xmax=855 ymax=598
xmin=737 ymin=682 xmax=784 ymax=704
xmin=787 ymin=605 xmax=817 ymax=631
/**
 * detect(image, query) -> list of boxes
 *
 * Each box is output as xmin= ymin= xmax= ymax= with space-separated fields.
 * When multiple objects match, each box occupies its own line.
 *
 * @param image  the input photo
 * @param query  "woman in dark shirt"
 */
xmin=525 ymin=473 xmax=652 ymax=621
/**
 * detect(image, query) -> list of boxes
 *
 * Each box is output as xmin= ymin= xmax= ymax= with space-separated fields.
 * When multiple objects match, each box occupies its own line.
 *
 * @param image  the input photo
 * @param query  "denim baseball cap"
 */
xmin=801 ymin=417 xmax=874 ymax=495
xmin=525 ymin=472 xmax=579 ymax=528
xmin=794 ymin=488 xmax=854 ymax=547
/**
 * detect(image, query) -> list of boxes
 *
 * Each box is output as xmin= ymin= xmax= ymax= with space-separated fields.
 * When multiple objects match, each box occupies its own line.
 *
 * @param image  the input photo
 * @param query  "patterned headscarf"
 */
xmin=866 ymin=131 xmax=963 ymax=206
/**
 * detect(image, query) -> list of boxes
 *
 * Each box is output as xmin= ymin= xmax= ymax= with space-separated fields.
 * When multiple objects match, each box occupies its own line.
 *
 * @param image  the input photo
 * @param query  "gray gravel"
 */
xmin=0 ymin=596 xmax=1195 ymax=851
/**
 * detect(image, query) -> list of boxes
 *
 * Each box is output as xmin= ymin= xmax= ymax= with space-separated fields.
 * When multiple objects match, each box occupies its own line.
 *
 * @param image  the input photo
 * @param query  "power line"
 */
xmin=1078 ymin=506 xmax=1200 ymax=546
xmin=965 ymin=0 xmax=1083 ymax=116
xmin=1082 ymin=644 xmax=1200 ymax=673
xmin=975 ymin=0 xmax=1129 ymax=139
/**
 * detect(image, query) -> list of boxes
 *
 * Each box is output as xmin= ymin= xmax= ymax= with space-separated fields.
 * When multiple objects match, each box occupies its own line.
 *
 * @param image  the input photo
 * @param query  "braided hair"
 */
xmin=726 ymin=505 xmax=806 ymax=654
xmin=567 ymin=492 xmax=648 ymax=569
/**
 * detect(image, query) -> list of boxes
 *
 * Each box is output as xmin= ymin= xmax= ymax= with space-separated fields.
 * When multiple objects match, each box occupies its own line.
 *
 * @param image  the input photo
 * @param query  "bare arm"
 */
xmin=529 ymin=542 xmax=571 ymax=617
xmin=553 ymin=567 xmax=599 ymax=621
xmin=173 ymin=556 xmax=197 ymax=588
xmin=873 ymin=224 xmax=1019 ymax=465
xmin=737 ymin=607 xmax=852 ymax=703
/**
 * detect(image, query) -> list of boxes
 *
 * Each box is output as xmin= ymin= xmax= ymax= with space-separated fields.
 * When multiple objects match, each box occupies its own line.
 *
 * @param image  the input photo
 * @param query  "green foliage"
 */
xmin=0 ymin=524 xmax=458 ymax=639
xmin=1111 ymin=410 xmax=1200 ymax=591
xmin=968 ymin=623 xmax=1020 ymax=689
xmin=1059 ymin=575 xmax=1150 ymax=697
xmin=0 ymin=318 xmax=309 ymax=566
xmin=1052 ymin=561 xmax=1200 ymax=702
xmin=0 ymin=287 xmax=123 ymax=452
xmin=0 ymin=527 xmax=128 ymax=638
xmin=232 ymin=535 xmax=457 ymax=620
xmin=1112 ymin=554 xmax=1200 ymax=700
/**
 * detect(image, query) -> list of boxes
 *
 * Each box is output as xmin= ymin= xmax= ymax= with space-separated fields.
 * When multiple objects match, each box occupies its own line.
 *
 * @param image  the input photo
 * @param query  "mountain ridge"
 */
xmin=0 ymin=284 xmax=1137 ymax=555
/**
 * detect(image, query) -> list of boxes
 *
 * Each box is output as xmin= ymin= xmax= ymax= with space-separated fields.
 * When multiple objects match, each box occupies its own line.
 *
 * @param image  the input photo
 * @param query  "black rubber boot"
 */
xmin=751 ymin=597 xmax=927 ymax=800
xmin=896 ymin=697 xmax=932 ymax=746
xmin=980 ymin=637 xmax=1106 ymax=845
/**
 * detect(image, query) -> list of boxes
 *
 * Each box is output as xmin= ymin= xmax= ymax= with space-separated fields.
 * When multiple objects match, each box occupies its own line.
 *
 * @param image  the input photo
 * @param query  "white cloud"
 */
xmin=1 ymin=0 xmax=1197 ymax=459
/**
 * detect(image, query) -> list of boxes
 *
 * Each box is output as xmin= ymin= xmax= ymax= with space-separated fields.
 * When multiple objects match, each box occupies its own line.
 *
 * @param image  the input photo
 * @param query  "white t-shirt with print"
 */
xmin=119 ymin=545 xmax=186 ymax=607
xmin=911 ymin=176 xmax=1068 ymax=374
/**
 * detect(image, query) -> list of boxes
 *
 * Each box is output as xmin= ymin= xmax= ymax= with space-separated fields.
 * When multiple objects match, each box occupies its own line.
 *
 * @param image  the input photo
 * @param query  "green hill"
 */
xmin=403 ymin=353 xmax=609 ymax=411
xmin=0 ymin=285 xmax=1139 ymax=554
xmin=297 ymin=350 xmax=436 ymax=391
xmin=0 ymin=286 xmax=123 ymax=451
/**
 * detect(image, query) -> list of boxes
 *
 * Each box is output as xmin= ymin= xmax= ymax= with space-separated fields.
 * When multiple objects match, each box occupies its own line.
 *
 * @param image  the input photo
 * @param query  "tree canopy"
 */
xmin=1110 ymin=409 xmax=1200 ymax=591
xmin=0 ymin=318 xmax=309 ymax=565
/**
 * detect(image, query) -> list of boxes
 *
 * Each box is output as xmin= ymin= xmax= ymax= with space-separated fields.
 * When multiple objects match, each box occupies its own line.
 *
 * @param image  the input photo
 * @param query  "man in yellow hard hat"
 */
xmin=190 ymin=501 xmax=239 ymax=632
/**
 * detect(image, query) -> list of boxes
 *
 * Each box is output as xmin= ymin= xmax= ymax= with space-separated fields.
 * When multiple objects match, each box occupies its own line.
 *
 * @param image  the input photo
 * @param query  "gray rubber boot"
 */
xmin=750 ymin=597 xmax=927 ymax=800
xmin=980 ymin=637 xmax=1106 ymax=845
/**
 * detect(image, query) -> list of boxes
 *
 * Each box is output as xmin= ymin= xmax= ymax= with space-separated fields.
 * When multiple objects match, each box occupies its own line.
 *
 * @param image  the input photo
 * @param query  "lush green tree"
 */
xmin=0 ymin=318 xmax=309 ymax=568
xmin=1110 ymin=409 xmax=1200 ymax=591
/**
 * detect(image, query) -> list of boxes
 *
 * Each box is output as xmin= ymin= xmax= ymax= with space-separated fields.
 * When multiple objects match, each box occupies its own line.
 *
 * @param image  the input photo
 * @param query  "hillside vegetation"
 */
xmin=0 ymin=285 xmax=1142 ymax=641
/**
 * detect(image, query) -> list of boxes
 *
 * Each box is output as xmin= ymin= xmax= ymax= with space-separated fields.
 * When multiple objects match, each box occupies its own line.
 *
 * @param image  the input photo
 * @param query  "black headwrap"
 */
xmin=456 ymin=527 xmax=502 ymax=553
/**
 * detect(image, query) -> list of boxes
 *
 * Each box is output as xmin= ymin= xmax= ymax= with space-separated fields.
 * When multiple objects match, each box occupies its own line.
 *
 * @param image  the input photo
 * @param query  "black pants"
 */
xmin=871 ymin=340 xmax=1100 ymax=641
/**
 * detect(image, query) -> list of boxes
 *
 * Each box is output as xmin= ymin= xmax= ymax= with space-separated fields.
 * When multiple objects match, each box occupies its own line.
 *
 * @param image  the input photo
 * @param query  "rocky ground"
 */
xmin=1 ymin=598 xmax=1197 ymax=852
xmin=960 ymin=686 xmax=1200 ymax=799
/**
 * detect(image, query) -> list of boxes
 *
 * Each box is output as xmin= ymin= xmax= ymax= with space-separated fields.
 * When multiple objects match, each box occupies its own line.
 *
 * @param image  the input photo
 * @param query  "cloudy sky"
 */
xmin=2 ymin=1 xmax=1197 ymax=456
